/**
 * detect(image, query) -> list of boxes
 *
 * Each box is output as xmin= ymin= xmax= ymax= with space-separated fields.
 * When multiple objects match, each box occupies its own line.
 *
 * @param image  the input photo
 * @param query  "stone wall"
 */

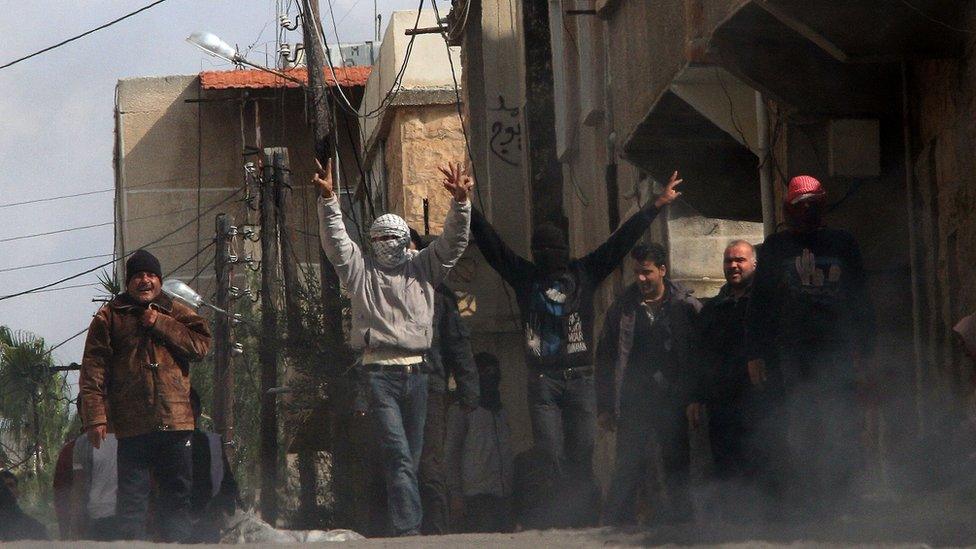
xmin=385 ymin=105 xmax=466 ymax=234
xmin=908 ymin=42 xmax=976 ymax=425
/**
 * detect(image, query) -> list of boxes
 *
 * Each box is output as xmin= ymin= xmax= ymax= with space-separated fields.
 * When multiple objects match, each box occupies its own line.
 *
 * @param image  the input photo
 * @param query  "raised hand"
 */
xmin=653 ymin=170 xmax=684 ymax=208
xmin=313 ymin=158 xmax=334 ymax=199
xmin=438 ymin=162 xmax=474 ymax=203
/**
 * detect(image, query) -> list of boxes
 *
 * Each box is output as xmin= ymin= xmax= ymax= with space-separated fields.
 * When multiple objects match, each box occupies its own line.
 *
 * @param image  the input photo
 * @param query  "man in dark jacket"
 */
xmin=691 ymin=240 xmax=782 ymax=520
xmin=596 ymin=243 xmax=702 ymax=525
xmin=409 ymin=229 xmax=480 ymax=535
xmin=745 ymin=175 xmax=876 ymax=517
xmin=471 ymin=171 xmax=683 ymax=526
xmin=0 ymin=475 xmax=48 ymax=541
xmin=79 ymin=249 xmax=213 ymax=541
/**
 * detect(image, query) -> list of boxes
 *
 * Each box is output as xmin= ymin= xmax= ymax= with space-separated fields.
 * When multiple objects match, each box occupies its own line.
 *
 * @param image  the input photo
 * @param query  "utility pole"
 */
xmin=213 ymin=213 xmax=235 ymax=456
xmin=301 ymin=0 xmax=362 ymax=530
xmin=274 ymin=150 xmax=302 ymax=349
xmin=301 ymin=0 xmax=345 ymax=350
xmin=272 ymin=147 xmax=317 ymax=523
xmin=259 ymin=151 xmax=282 ymax=524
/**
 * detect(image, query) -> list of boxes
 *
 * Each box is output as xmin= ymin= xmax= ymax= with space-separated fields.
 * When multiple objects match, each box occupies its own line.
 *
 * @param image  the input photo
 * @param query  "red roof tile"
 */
xmin=200 ymin=66 xmax=371 ymax=90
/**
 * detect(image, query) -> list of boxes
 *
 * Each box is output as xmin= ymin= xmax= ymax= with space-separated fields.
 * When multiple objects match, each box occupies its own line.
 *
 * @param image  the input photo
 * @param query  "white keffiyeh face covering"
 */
xmin=370 ymin=214 xmax=410 ymax=268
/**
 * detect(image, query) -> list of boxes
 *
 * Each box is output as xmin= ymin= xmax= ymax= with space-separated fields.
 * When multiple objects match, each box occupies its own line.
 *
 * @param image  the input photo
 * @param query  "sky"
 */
xmin=0 ymin=0 xmax=421 ymax=379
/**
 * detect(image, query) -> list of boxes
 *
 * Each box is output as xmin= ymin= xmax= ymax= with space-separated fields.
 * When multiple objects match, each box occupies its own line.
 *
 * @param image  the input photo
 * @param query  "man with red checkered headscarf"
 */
xmin=744 ymin=175 xmax=876 ymax=520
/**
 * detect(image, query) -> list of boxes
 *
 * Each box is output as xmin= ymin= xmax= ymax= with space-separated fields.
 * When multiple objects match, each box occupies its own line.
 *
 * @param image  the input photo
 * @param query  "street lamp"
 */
xmin=162 ymin=279 xmax=240 ymax=322
xmin=186 ymin=31 xmax=304 ymax=84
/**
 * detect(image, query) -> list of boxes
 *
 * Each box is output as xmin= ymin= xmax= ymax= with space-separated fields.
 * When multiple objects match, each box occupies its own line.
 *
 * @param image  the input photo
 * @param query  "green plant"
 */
xmin=0 ymin=327 xmax=72 ymax=511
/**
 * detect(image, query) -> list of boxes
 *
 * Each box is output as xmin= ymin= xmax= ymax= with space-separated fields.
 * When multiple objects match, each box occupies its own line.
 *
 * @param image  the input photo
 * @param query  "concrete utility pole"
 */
xmin=271 ymin=145 xmax=319 ymax=523
xmin=259 ymin=150 xmax=283 ymax=524
xmin=301 ymin=0 xmax=363 ymax=530
xmin=274 ymin=150 xmax=301 ymax=349
xmin=301 ymin=0 xmax=346 ymax=350
xmin=213 ymin=213 xmax=235 ymax=456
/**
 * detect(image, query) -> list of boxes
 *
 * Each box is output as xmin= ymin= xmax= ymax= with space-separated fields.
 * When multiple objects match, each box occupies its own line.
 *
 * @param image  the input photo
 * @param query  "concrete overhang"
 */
xmin=706 ymin=0 xmax=971 ymax=118
xmin=709 ymin=2 xmax=901 ymax=118
xmin=752 ymin=0 xmax=971 ymax=62
xmin=622 ymin=65 xmax=762 ymax=222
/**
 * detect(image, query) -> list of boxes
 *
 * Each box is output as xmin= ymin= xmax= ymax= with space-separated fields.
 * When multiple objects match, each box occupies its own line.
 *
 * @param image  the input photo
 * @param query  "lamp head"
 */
xmin=186 ymin=31 xmax=238 ymax=62
xmin=162 ymin=279 xmax=204 ymax=309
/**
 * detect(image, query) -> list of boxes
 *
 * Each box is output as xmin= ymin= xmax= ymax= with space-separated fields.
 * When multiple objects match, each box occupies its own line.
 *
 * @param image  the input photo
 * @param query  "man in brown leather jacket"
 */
xmin=79 ymin=249 xmax=212 ymax=542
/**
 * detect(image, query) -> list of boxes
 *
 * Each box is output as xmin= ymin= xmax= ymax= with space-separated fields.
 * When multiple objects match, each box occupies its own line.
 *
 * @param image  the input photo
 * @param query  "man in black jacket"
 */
xmin=596 ymin=244 xmax=701 ymax=525
xmin=409 ymin=230 xmax=480 ymax=535
xmin=470 ymin=171 xmax=683 ymax=526
xmin=745 ymin=175 xmax=876 ymax=517
xmin=0 ymin=473 xmax=48 ymax=541
xmin=691 ymin=240 xmax=782 ymax=520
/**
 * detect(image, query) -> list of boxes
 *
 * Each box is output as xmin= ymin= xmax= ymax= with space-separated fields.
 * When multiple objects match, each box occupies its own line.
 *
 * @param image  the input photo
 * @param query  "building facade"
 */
xmin=448 ymin=0 xmax=976 ymax=489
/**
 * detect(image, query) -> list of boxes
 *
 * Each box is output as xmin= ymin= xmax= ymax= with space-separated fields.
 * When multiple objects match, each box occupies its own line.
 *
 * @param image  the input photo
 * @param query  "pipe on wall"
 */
xmin=756 ymin=91 xmax=776 ymax=236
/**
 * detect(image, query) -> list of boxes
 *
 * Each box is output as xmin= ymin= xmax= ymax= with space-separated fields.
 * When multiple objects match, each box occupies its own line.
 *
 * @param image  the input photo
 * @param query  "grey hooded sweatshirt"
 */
xmin=317 ymin=195 xmax=471 ymax=353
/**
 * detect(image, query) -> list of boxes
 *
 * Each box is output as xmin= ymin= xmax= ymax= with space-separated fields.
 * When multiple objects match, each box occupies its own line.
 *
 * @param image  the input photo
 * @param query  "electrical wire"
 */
xmin=430 ymin=0 xmax=487 ymax=211
xmin=0 ymin=204 xmax=204 ymax=245
xmin=312 ymin=0 xmax=380 ymax=221
xmin=165 ymin=239 xmax=216 ymax=278
xmin=306 ymin=0 xmax=426 ymax=120
xmin=189 ymin=255 xmax=216 ymax=285
xmin=45 ymin=326 xmax=91 ymax=357
xmin=0 ymin=238 xmax=217 ymax=275
xmin=29 ymin=282 xmax=101 ymax=295
xmin=0 ymin=180 xmax=160 ymax=210
xmin=0 ymin=221 xmax=114 ymax=244
xmin=899 ymin=0 xmax=976 ymax=34
xmin=0 ymin=187 xmax=244 ymax=302
xmin=431 ymin=0 xmax=521 ymax=332
xmin=0 ymin=0 xmax=172 ymax=71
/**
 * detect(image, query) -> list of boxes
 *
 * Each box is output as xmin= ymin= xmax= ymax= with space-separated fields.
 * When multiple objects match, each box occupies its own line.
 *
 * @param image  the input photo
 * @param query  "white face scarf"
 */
xmin=370 ymin=214 xmax=411 ymax=268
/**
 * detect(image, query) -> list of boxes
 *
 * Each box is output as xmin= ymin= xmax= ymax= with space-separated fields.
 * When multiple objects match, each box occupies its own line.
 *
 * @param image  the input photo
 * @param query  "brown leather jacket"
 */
xmin=80 ymin=292 xmax=212 ymax=438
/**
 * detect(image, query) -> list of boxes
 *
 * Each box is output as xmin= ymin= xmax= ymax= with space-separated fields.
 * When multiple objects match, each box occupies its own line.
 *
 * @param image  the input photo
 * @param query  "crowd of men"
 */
xmin=314 ymin=157 xmax=875 ymax=534
xmin=0 ymin=160 xmax=874 ymax=540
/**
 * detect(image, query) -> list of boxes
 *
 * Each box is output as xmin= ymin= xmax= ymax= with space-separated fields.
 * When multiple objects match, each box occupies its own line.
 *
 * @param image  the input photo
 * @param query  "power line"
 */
xmin=0 ymin=188 xmax=113 ymax=209
xmin=430 ymin=0 xmax=487 ymax=211
xmin=31 ymin=282 xmax=100 ymax=295
xmin=165 ymin=240 xmax=216 ymax=278
xmin=306 ymin=0 xmax=426 ymax=120
xmin=45 ymin=327 xmax=91 ymax=357
xmin=0 ymin=0 xmax=172 ymax=71
xmin=899 ymin=0 xmax=976 ymax=34
xmin=0 ymin=179 xmax=164 ymax=211
xmin=0 ymin=237 xmax=213 ymax=275
xmin=0 ymin=221 xmax=113 ymax=244
xmin=0 ymin=205 xmax=203 ymax=245
xmin=0 ymin=187 xmax=244 ymax=302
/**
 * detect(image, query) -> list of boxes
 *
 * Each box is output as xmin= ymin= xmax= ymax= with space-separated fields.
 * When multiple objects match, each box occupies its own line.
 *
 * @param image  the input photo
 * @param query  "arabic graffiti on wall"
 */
xmin=489 ymin=95 xmax=522 ymax=166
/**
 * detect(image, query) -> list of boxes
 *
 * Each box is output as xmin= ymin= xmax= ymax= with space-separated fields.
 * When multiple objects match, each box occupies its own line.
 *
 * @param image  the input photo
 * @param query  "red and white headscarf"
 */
xmin=786 ymin=175 xmax=827 ymax=205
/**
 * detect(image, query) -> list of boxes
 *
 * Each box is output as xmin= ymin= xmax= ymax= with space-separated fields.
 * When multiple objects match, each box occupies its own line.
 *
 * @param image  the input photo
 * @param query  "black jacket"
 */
xmin=0 ymin=484 xmax=48 ymax=541
xmin=697 ymin=283 xmax=752 ymax=404
xmin=595 ymin=281 xmax=702 ymax=417
xmin=427 ymin=284 xmax=479 ymax=407
xmin=471 ymin=204 xmax=661 ymax=371
xmin=745 ymin=227 xmax=875 ymax=362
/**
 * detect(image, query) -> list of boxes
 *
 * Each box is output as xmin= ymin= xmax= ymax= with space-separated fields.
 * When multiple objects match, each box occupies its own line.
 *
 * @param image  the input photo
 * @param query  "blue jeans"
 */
xmin=367 ymin=369 xmax=428 ymax=535
xmin=527 ymin=371 xmax=599 ymax=527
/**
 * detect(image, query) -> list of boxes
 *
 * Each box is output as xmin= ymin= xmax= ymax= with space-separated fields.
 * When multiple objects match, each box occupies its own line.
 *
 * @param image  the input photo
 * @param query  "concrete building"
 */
xmin=447 ymin=0 xmax=976 ymax=491
xmin=113 ymin=65 xmax=369 ymax=302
